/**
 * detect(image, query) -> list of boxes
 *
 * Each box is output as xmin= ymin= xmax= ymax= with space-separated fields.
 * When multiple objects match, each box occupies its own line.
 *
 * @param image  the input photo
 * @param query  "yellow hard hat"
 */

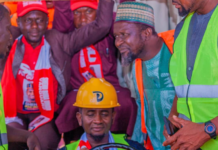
xmin=73 ymin=78 xmax=120 ymax=108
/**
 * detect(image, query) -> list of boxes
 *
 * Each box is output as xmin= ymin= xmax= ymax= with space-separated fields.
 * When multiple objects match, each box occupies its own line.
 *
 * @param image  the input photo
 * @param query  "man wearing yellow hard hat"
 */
xmin=64 ymin=78 xmax=145 ymax=150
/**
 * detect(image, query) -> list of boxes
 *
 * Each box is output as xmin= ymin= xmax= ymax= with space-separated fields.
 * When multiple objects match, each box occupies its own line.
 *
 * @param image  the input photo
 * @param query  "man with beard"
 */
xmin=163 ymin=0 xmax=218 ymax=149
xmin=2 ymin=0 xmax=113 ymax=149
xmin=63 ymin=78 xmax=145 ymax=150
xmin=52 ymin=0 xmax=137 ymax=142
xmin=0 ymin=4 xmax=41 ymax=150
xmin=113 ymin=2 xmax=176 ymax=150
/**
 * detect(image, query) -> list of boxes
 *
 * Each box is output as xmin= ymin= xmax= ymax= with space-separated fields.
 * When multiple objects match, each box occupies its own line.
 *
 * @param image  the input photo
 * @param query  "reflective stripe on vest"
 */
xmin=170 ymin=6 xmax=218 ymax=150
xmin=176 ymin=85 xmax=218 ymax=98
xmin=0 ymin=84 xmax=8 ymax=149
xmin=0 ymin=133 xmax=8 ymax=146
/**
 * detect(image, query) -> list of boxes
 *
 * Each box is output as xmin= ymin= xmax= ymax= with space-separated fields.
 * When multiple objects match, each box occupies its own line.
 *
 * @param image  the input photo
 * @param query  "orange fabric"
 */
xmin=158 ymin=29 xmax=175 ymax=53
xmin=135 ymin=30 xmax=174 ymax=149
xmin=10 ymin=8 xmax=54 ymax=29
xmin=135 ymin=58 xmax=153 ymax=150
xmin=47 ymin=8 xmax=54 ymax=29
xmin=4 ymin=2 xmax=17 ymax=15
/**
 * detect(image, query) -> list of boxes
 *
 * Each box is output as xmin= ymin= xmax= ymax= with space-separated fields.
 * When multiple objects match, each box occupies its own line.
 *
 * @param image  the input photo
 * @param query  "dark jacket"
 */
xmin=9 ymin=0 xmax=114 ymax=104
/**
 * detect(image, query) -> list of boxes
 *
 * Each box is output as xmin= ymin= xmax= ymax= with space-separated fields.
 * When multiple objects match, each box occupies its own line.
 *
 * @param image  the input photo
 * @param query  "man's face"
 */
xmin=73 ymin=7 xmax=97 ymax=29
xmin=26 ymin=86 xmax=35 ymax=101
xmin=0 ymin=12 xmax=12 ymax=58
xmin=46 ymin=1 xmax=54 ymax=9
xmin=77 ymin=108 xmax=115 ymax=141
xmin=17 ymin=11 xmax=48 ymax=45
xmin=113 ymin=22 xmax=145 ymax=66
xmin=172 ymin=0 xmax=194 ymax=16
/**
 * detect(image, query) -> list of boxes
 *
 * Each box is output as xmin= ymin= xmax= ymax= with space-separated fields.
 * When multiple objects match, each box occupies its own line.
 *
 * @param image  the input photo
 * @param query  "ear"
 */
xmin=111 ymin=111 xmax=116 ymax=125
xmin=16 ymin=18 xmax=21 ymax=27
xmin=46 ymin=17 xmax=48 ymax=27
xmin=141 ymin=28 xmax=153 ymax=41
xmin=76 ymin=112 xmax=82 ymax=126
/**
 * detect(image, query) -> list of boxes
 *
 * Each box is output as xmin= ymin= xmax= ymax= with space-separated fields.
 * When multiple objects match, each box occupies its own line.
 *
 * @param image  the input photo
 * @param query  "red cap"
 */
xmin=71 ymin=0 xmax=98 ymax=11
xmin=17 ymin=1 xmax=48 ymax=17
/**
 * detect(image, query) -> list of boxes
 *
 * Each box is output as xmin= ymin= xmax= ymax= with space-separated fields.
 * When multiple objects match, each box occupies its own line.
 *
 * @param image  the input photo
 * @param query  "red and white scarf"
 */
xmin=79 ymin=45 xmax=104 ymax=82
xmin=2 ymin=36 xmax=55 ymax=132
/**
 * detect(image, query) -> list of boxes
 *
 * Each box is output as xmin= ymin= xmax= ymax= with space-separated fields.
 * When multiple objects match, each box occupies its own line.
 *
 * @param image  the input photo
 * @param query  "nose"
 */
xmin=31 ymin=20 xmax=38 ymax=29
xmin=80 ymin=12 xmax=86 ymax=22
xmin=93 ymin=114 xmax=102 ymax=124
xmin=115 ymin=36 xmax=124 ymax=49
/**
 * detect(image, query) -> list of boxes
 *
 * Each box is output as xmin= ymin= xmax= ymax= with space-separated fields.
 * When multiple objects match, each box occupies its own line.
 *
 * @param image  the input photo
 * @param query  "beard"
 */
xmin=178 ymin=6 xmax=190 ymax=16
xmin=121 ymin=52 xmax=137 ymax=67
xmin=90 ymin=133 xmax=105 ymax=142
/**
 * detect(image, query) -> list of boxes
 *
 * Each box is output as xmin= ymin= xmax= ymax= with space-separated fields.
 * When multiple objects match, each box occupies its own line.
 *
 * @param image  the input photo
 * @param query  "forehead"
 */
xmin=82 ymin=108 xmax=112 ymax=113
xmin=21 ymin=10 xmax=47 ymax=18
xmin=113 ymin=21 xmax=139 ymax=33
xmin=74 ymin=6 xmax=95 ymax=12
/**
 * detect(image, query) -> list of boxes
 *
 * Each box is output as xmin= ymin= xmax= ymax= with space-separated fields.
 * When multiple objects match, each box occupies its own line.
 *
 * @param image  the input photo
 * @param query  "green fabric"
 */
xmin=0 ymin=84 xmax=8 ymax=150
xmin=170 ymin=6 xmax=218 ymax=150
xmin=115 ymin=2 xmax=154 ymax=27
xmin=66 ymin=134 xmax=129 ymax=150
xmin=132 ymin=43 xmax=175 ymax=149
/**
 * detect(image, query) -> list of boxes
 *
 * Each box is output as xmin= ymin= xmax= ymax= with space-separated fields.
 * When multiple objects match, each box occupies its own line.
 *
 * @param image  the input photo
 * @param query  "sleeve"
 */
xmin=61 ymin=0 xmax=114 ymax=56
xmin=52 ymin=1 xmax=75 ymax=33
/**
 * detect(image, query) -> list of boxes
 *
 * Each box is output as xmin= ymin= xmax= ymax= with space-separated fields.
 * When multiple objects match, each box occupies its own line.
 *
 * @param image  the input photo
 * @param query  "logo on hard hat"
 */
xmin=93 ymin=91 xmax=104 ymax=102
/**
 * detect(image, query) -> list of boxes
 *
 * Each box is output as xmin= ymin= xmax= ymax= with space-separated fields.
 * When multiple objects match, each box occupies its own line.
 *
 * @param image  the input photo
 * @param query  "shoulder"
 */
xmin=125 ymin=139 xmax=146 ymax=150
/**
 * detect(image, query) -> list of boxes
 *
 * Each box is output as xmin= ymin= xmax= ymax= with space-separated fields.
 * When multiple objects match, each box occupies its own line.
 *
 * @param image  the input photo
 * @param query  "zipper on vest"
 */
xmin=186 ymin=84 xmax=192 ymax=121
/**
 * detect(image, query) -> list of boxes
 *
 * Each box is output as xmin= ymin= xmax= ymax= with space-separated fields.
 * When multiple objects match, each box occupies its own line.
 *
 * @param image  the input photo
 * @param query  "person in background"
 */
xmin=63 ymin=78 xmax=145 ymax=150
xmin=163 ymin=0 xmax=218 ymax=149
xmin=0 ymin=4 xmax=41 ymax=150
xmin=2 ymin=0 xmax=113 ymax=149
xmin=53 ymin=0 xmax=137 ymax=143
xmin=113 ymin=2 xmax=175 ymax=149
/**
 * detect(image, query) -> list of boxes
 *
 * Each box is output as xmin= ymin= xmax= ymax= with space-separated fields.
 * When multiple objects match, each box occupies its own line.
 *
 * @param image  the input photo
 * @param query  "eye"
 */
xmin=101 ymin=113 xmax=109 ymax=117
xmin=74 ymin=11 xmax=79 ymax=15
xmin=25 ymin=18 xmax=31 ymax=24
xmin=36 ymin=18 xmax=43 ymax=24
xmin=114 ymin=34 xmax=119 ymax=39
xmin=123 ymin=33 xmax=129 ymax=36
xmin=87 ymin=112 xmax=94 ymax=117
xmin=86 ymin=9 xmax=92 ymax=14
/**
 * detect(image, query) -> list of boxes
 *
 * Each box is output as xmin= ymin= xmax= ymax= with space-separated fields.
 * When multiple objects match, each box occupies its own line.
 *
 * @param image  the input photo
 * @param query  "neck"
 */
xmin=196 ymin=0 xmax=218 ymax=15
xmin=30 ymin=41 xmax=41 ymax=49
xmin=140 ymin=35 xmax=163 ymax=61
xmin=86 ymin=133 xmax=109 ymax=148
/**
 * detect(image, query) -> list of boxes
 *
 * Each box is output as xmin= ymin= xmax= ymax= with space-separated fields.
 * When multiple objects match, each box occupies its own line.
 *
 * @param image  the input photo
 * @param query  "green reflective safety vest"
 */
xmin=0 ymin=84 xmax=8 ymax=150
xmin=66 ymin=134 xmax=129 ymax=150
xmin=170 ymin=6 xmax=218 ymax=149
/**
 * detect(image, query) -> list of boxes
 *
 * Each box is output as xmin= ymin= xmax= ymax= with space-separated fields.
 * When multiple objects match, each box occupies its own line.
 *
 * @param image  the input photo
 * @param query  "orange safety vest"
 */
xmin=135 ymin=30 xmax=174 ymax=150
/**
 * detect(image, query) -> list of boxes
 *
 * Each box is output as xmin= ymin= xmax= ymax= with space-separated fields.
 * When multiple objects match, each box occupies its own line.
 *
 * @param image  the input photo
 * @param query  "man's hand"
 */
xmin=26 ymin=133 xmax=41 ymax=150
xmin=163 ymin=116 xmax=210 ymax=150
xmin=163 ymin=114 xmax=182 ymax=141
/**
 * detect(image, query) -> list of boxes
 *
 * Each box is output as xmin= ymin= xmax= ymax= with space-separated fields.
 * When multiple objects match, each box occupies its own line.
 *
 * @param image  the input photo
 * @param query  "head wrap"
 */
xmin=115 ymin=1 xmax=154 ymax=27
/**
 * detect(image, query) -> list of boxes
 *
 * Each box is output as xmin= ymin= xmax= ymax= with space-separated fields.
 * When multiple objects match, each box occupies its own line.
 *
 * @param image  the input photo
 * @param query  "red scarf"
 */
xmin=79 ymin=45 xmax=104 ymax=82
xmin=2 ymin=36 xmax=55 ymax=132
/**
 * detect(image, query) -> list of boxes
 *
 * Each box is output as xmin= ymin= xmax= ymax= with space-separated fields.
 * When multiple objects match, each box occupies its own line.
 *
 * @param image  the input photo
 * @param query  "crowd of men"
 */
xmin=0 ymin=0 xmax=217 ymax=149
